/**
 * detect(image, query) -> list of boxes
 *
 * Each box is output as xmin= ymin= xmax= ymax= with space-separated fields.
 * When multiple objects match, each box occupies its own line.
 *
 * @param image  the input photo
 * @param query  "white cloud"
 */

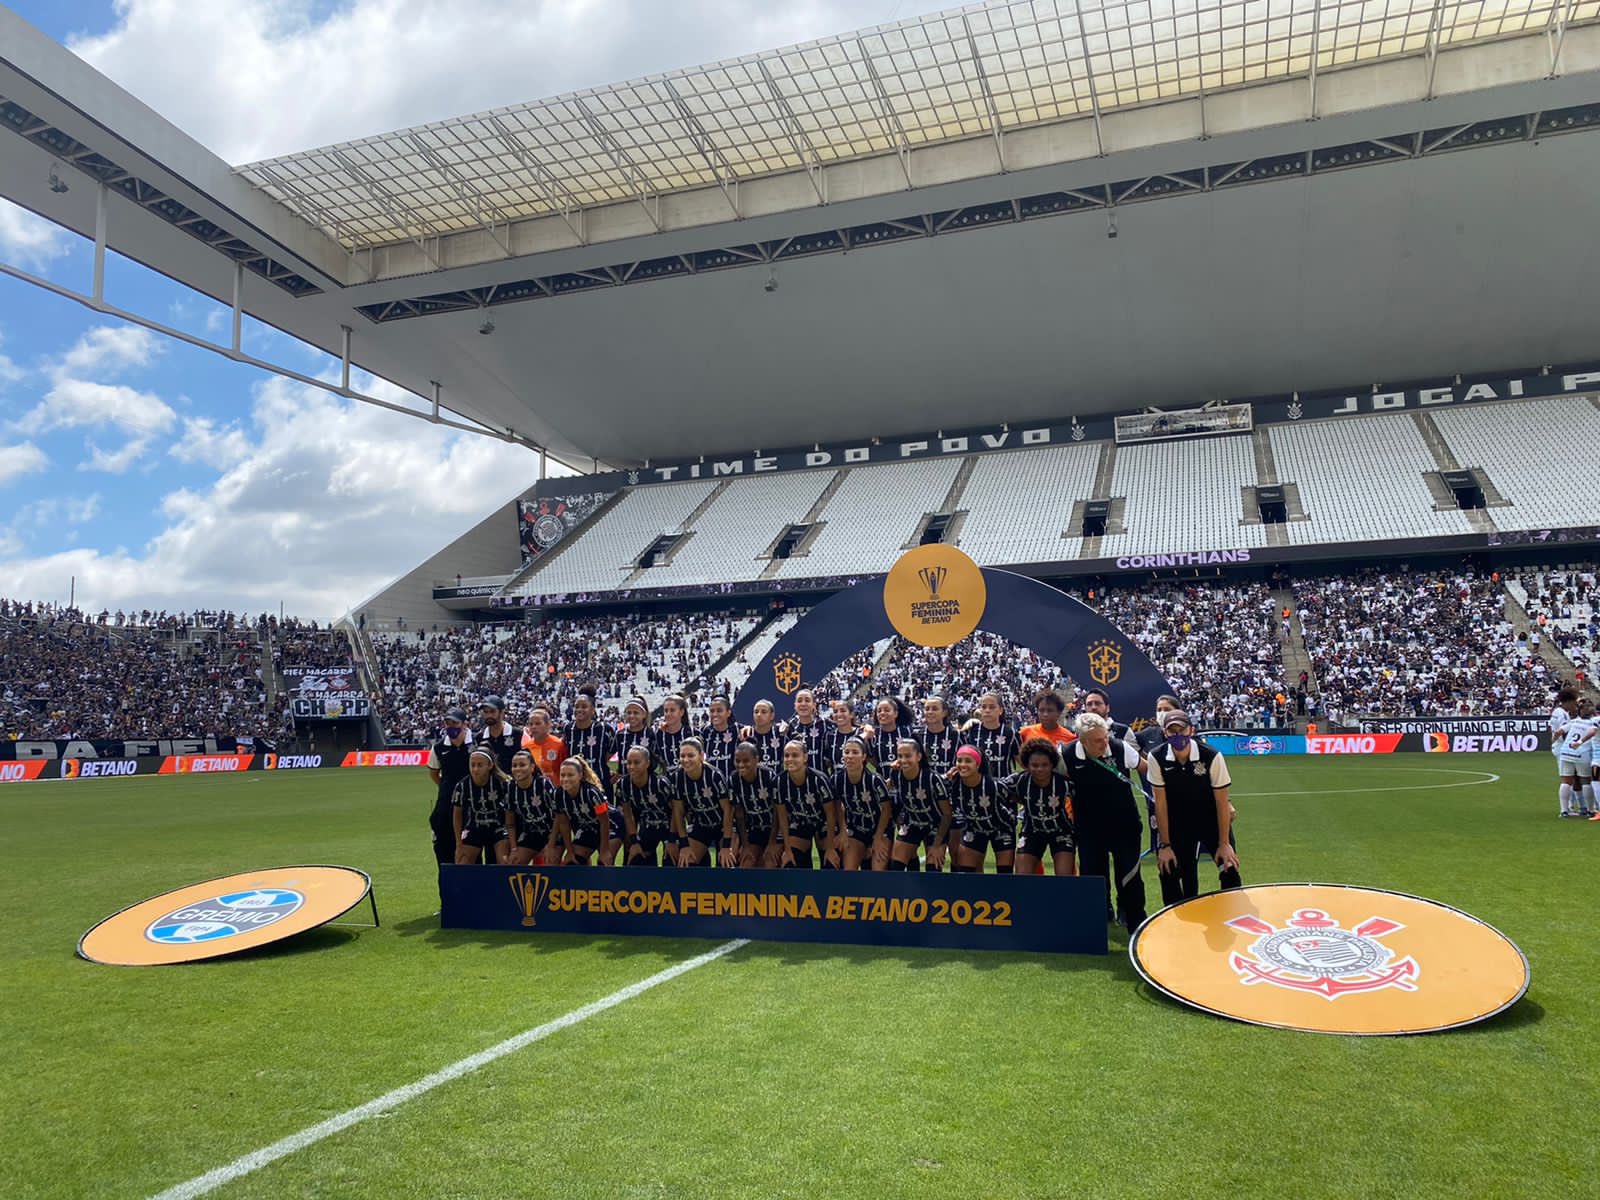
xmin=0 ymin=441 xmax=50 ymax=486
xmin=82 ymin=438 xmax=150 ymax=474
xmin=21 ymin=378 xmax=177 ymax=440
xmin=15 ymin=494 xmax=101 ymax=525
xmin=0 ymin=199 xmax=73 ymax=269
xmin=0 ymin=375 xmax=533 ymax=616
xmin=169 ymin=416 xmax=251 ymax=470
xmin=55 ymin=326 xmax=162 ymax=379
xmin=68 ymin=0 xmax=916 ymax=163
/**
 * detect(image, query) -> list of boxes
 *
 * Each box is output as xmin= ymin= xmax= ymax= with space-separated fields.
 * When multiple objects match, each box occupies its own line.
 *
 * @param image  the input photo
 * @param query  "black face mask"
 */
xmin=444 ymin=726 xmax=463 ymax=740
xmin=1166 ymin=733 xmax=1192 ymax=751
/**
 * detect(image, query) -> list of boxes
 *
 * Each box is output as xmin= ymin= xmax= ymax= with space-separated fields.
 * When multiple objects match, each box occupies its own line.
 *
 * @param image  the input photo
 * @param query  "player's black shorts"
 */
xmin=515 ymin=827 xmax=554 ymax=851
xmin=787 ymin=820 xmax=823 ymax=841
xmin=685 ymin=824 xmax=724 ymax=848
xmin=1018 ymin=829 xmax=1074 ymax=857
xmin=628 ymin=831 xmax=673 ymax=863
xmin=571 ymin=823 xmax=605 ymax=851
xmin=461 ymin=824 xmax=507 ymax=848
xmin=609 ymin=810 xmax=627 ymax=840
xmin=845 ymin=823 xmax=881 ymax=846
xmin=961 ymin=827 xmax=1017 ymax=855
xmin=742 ymin=826 xmax=772 ymax=849
xmin=895 ymin=823 xmax=934 ymax=846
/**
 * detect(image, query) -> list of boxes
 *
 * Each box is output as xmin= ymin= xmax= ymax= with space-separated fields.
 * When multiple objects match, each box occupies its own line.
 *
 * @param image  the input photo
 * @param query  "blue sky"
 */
xmin=0 ymin=0 xmax=913 ymax=617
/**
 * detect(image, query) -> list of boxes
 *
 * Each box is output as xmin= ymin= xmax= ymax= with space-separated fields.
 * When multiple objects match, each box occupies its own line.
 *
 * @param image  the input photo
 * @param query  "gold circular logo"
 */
xmin=1130 ymin=884 xmax=1528 ymax=1035
xmin=882 ymin=544 xmax=987 ymax=648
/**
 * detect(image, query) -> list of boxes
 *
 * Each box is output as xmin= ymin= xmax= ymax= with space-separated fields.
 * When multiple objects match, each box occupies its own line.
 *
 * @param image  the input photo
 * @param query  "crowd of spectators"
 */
xmin=1512 ymin=566 xmax=1598 ymax=681
xmin=1295 ymin=567 xmax=1552 ymax=719
xmin=269 ymin=618 xmax=353 ymax=670
xmin=371 ymin=613 xmax=755 ymax=744
xmin=1 ymin=601 xmax=271 ymax=740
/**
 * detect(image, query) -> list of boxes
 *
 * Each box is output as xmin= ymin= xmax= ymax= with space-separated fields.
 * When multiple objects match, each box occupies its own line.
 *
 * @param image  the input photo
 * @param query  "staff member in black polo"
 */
xmin=1060 ymin=712 xmax=1147 ymax=932
xmin=1150 ymin=708 xmax=1240 ymax=905
xmin=1134 ymin=693 xmax=1182 ymax=852
xmin=426 ymin=706 xmax=472 ymax=865
xmin=477 ymin=694 xmax=520 ymax=773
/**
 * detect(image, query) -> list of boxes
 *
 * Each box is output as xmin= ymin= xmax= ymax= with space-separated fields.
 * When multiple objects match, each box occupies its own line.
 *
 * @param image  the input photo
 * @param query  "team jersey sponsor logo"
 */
xmin=1226 ymin=909 xmax=1419 ymax=999
xmin=145 ymin=888 xmax=304 ymax=944
xmin=1305 ymin=734 xmax=1402 ymax=754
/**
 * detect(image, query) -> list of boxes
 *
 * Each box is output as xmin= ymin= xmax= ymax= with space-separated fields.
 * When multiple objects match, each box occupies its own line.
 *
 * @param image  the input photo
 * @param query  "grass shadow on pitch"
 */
xmin=191 ymin=924 xmax=361 ymax=965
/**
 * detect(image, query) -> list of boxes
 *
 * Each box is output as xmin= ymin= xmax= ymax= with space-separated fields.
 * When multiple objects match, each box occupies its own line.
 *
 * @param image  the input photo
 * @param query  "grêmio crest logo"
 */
xmin=1226 ymin=908 xmax=1419 ymax=999
xmin=145 ymin=888 xmax=304 ymax=945
xmin=509 ymin=873 xmax=553 ymax=926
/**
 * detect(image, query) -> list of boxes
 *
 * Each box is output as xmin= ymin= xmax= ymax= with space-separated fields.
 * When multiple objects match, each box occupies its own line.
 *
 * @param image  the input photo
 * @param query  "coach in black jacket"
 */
xmin=1149 ymin=709 xmax=1241 ymax=906
xmin=1060 ymin=712 xmax=1147 ymax=932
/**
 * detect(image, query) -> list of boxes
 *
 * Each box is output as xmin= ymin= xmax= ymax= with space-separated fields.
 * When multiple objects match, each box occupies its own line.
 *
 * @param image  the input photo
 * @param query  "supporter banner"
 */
xmin=0 ymin=737 xmax=238 ymax=761
xmin=340 ymin=749 xmax=428 ymax=768
xmin=519 ymin=492 xmax=616 ymax=564
xmin=534 ymin=362 xmax=1600 ymax=498
xmin=282 ymin=667 xmax=371 ymax=720
xmin=440 ymin=865 xmax=1108 ymax=955
xmin=1357 ymin=716 xmax=1545 ymax=735
xmin=159 ymin=753 xmax=256 ymax=774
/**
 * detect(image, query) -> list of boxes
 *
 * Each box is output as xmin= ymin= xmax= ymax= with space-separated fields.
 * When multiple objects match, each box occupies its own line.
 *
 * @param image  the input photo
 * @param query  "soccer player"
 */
xmin=555 ymin=756 xmax=611 ymax=865
xmin=952 ymin=744 xmax=1015 ymax=874
xmin=1552 ymin=687 xmax=1578 ymax=817
xmin=477 ymin=695 xmax=521 ymax=773
xmin=832 ymin=735 xmax=892 ymax=870
xmin=1060 ymin=712 xmax=1147 ymax=931
xmin=565 ymin=687 xmax=618 ymax=792
xmin=451 ymin=747 xmax=511 ymax=865
xmin=618 ymin=696 xmax=654 ymax=767
xmin=1010 ymin=740 xmax=1076 ymax=877
xmin=964 ymin=692 xmax=1021 ymax=780
xmin=1557 ymin=697 xmax=1597 ymax=818
xmin=668 ymin=737 xmax=734 ymax=867
xmin=774 ymin=739 xmax=840 ymax=868
xmin=521 ymin=705 xmax=567 ymax=785
xmin=729 ymin=742 xmax=780 ymax=868
xmin=860 ymin=697 xmax=914 ymax=770
xmin=886 ymin=737 xmax=952 ymax=872
xmin=1149 ymin=709 xmax=1241 ymax=905
xmin=1019 ymin=689 xmax=1076 ymax=753
xmin=822 ymin=698 xmax=862 ymax=769
xmin=506 ymin=749 xmax=559 ymax=866
xmin=746 ymin=699 xmax=787 ymax=768
xmin=615 ymin=744 xmax=675 ymax=865
xmin=785 ymin=688 xmax=829 ymax=770
xmin=426 ymin=705 xmax=472 ymax=866
xmin=918 ymin=695 xmax=961 ymax=777
xmin=699 ymin=694 xmax=741 ymax=780
xmin=651 ymin=694 xmax=691 ymax=773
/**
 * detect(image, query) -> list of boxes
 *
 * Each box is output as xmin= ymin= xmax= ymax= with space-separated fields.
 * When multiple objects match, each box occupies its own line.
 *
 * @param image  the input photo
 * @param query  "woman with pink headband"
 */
xmin=950 ymin=744 xmax=1016 ymax=874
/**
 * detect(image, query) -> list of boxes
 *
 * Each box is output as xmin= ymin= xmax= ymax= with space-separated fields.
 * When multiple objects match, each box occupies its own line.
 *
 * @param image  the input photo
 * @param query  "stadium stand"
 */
xmin=721 ymin=608 xmax=806 ymax=695
xmin=1268 ymin=415 xmax=1474 ymax=543
xmin=1431 ymin=398 xmax=1600 ymax=529
xmin=1294 ymin=567 xmax=1550 ymax=721
xmin=776 ymin=457 xmax=964 ymax=577
xmin=956 ymin=443 xmax=1098 ymax=566
xmin=1098 ymin=437 xmax=1268 ymax=557
xmin=640 ymin=470 xmax=832 ymax=586
xmin=1508 ymin=567 xmax=1598 ymax=679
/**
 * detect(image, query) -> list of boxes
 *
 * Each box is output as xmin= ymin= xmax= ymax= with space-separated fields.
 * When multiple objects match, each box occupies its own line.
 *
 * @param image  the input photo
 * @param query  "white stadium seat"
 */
xmin=957 ymin=443 xmax=1099 ymax=565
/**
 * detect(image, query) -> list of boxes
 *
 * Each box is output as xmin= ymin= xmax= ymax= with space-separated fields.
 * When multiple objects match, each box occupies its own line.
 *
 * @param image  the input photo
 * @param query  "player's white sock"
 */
xmin=1582 ymin=783 xmax=1597 ymax=815
xmin=1559 ymin=783 xmax=1574 ymax=815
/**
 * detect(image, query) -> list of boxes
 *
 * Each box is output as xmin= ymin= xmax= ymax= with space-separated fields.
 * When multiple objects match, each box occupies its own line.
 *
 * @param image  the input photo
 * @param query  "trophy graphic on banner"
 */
xmin=508 ymin=872 xmax=551 ymax=927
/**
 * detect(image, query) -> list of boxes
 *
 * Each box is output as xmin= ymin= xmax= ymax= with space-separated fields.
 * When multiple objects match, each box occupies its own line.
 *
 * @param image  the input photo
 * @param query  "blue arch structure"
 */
xmin=735 ymin=568 xmax=1174 ymax=725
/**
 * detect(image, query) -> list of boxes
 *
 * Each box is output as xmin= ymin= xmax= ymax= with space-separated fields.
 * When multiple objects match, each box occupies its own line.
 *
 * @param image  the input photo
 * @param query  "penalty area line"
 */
xmin=149 ymin=937 xmax=750 ymax=1200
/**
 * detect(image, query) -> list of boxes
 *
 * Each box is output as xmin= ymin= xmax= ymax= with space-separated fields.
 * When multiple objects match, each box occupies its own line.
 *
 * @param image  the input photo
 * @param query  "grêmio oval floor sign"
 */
xmin=78 ymin=865 xmax=372 ymax=966
xmin=1129 ymin=883 xmax=1528 ymax=1035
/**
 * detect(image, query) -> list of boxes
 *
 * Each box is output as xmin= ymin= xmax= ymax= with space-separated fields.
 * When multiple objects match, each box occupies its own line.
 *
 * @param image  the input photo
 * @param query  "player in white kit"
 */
xmin=1551 ymin=688 xmax=1575 ymax=817
xmin=1557 ymin=696 xmax=1596 ymax=818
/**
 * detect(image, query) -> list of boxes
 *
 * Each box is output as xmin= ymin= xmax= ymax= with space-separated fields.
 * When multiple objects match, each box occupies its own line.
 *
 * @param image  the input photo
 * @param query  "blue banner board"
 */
xmin=439 ymin=866 xmax=1109 ymax=955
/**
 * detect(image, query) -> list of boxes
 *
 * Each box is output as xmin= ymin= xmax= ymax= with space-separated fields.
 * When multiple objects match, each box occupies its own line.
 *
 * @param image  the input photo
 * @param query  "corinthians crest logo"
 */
xmin=1226 ymin=909 xmax=1419 ymax=999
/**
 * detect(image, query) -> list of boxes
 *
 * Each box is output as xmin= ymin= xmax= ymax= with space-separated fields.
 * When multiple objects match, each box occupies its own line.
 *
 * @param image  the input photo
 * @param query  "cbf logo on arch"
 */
xmin=145 ymin=888 xmax=303 ymax=944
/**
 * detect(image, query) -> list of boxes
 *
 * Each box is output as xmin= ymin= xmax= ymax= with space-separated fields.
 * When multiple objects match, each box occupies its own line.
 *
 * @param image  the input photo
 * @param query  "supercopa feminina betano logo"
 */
xmin=144 ymin=888 xmax=304 ymax=944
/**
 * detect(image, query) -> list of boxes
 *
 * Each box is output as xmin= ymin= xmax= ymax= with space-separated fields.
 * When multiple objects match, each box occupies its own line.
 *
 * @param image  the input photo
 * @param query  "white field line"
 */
xmin=1238 ymin=766 xmax=1501 ymax=798
xmin=149 ymin=938 xmax=749 ymax=1200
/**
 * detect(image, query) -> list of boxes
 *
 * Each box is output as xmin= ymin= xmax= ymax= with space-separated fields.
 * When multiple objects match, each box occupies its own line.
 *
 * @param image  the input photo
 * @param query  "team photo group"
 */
xmin=428 ymin=684 xmax=1240 ymax=930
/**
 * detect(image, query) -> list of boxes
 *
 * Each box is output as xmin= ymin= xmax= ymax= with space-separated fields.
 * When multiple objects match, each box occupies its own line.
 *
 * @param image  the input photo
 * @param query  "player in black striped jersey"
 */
xmin=667 ymin=737 xmax=734 ymax=867
xmin=744 ymin=699 xmax=787 ymax=768
xmin=861 ymin=696 xmax=914 ymax=770
xmin=1010 ymin=739 xmax=1077 ymax=877
xmin=615 ymin=744 xmax=675 ymax=866
xmin=963 ymin=692 xmax=1021 ymax=780
xmin=564 ymin=687 xmax=617 ymax=792
xmin=651 ymin=693 xmax=691 ymax=775
xmin=951 ymin=744 xmax=1016 ymax=873
xmin=451 ymin=747 xmax=511 ymax=865
xmin=775 ymin=739 xmax=840 ymax=869
xmin=821 ymin=698 xmax=863 ymax=770
xmin=831 ymin=736 xmax=893 ymax=870
xmin=617 ymin=696 xmax=654 ymax=768
xmin=784 ymin=689 xmax=829 ymax=771
xmin=885 ymin=738 xmax=952 ymax=872
xmin=699 ymin=694 xmax=741 ymax=780
xmin=729 ymin=742 xmax=780 ymax=867
xmin=555 ymin=756 xmax=610 ymax=865
xmin=918 ymin=696 xmax=960 ymax=777
xmin=506 ymin=749 xmax=560 ymax=866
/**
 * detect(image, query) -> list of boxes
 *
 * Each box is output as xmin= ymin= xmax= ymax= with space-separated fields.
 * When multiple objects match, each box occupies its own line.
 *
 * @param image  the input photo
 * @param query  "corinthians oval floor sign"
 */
xmin=1129 ymin=883 xmax=1528 ymax=1035
xmin=77 ymin=865 xmax=372 ymax=966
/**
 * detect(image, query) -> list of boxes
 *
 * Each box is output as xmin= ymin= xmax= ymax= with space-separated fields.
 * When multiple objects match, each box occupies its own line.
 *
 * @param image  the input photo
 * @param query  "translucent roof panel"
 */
xmin=237 ymin=0 xmax=1591 ymax=251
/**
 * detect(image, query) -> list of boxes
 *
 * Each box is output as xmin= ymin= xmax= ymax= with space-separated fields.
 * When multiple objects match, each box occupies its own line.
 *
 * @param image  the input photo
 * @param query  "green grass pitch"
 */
xmin=1 ymin=755 xmax=1595 ymax=1199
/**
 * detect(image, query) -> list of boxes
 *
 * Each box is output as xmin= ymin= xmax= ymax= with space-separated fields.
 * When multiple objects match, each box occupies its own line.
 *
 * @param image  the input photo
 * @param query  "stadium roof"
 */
xmin=239 ymin=0 xmax=1594 ymax=254
xmin=2 ymin=2 xmax=1599 ymax=469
